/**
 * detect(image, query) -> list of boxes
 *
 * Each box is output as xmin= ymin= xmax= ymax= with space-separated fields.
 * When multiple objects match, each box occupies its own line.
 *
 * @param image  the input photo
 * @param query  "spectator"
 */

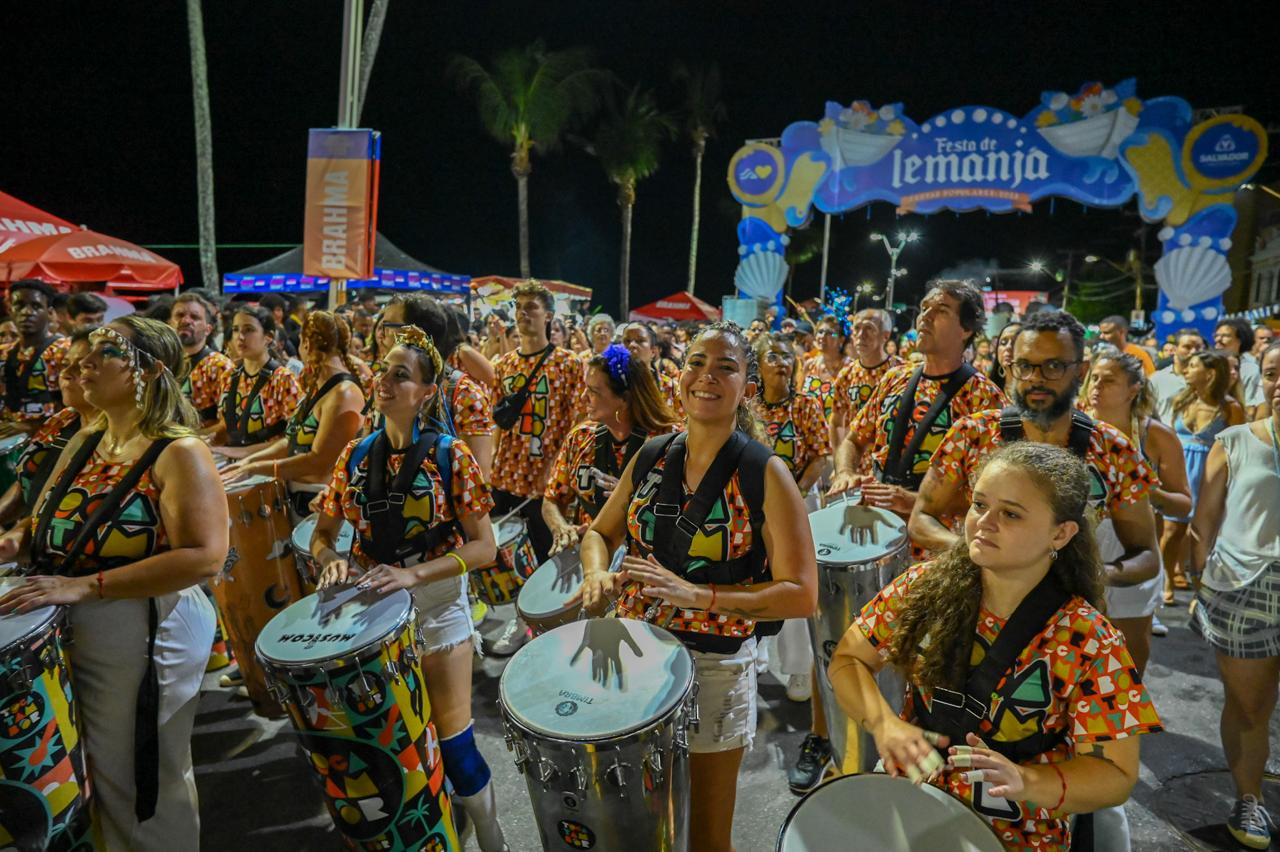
xmin=66 ymin=291 xmax=108 ymax=331
xmin=1098 ymin=315 xmax=1156 ymax=375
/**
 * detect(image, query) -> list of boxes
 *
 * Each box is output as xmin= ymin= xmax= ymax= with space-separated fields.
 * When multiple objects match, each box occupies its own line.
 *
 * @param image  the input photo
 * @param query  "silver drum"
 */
xmin=500 ymin=618 xmax=695 ymax=851
xmin=806 ymin=499 xmax=908 ymax=773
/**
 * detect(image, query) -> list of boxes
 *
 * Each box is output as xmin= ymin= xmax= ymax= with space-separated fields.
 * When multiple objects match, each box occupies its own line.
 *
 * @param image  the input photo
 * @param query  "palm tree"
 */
xmin=447 ymin=42 xmax=610 ymax=278
xmin=356 ymin=0 xmax=391 ymax=121
xmin=185 ymin=0 xmax=218 ymax=291
xmin=672 ymin=62 xmax=726 ymax=296
xmin=588 ymin=86 xmax=676 ymax=317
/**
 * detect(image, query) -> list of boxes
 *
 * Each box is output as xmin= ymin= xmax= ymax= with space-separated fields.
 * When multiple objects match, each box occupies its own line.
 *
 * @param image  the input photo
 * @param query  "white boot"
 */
xmin=455 ymin=781 xmax=508 ymax=852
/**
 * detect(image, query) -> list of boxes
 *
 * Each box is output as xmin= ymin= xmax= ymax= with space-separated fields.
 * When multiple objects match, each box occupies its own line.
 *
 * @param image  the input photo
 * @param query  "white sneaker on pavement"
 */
xmin=488 ymin=616 xmax=531 ymax=657
xmin=786 ymin=673 xmax=812 ymax=702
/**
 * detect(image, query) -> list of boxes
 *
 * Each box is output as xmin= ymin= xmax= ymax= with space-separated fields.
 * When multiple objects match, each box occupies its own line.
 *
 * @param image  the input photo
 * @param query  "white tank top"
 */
xmin=1202 ymin=423 xmax=1280 ymax=591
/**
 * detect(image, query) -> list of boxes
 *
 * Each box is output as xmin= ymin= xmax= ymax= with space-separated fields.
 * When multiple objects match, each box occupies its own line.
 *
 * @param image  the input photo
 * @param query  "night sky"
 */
xmin=3 ymin=1 xmax=1276 ymax=317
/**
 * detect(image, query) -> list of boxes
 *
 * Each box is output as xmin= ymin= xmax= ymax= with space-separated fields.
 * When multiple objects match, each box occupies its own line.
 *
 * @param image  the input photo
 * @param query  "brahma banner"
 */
xmin=302 ymin=129 xmax=381 ymax=280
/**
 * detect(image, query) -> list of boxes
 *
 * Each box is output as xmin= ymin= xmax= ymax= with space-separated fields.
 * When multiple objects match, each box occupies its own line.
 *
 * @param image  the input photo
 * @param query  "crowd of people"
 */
xmin=0 ymin=275 xmax=1276 ymax=851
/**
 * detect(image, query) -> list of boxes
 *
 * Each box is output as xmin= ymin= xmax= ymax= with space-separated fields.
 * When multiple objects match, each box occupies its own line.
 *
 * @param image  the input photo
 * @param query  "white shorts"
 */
xmin=412 ymin=573 xmax=479 ymax=656
xmin=1104 ymin=563 xmax=1163 ymax=620
xmin=688 ymin=637 xmax=758 ymax=754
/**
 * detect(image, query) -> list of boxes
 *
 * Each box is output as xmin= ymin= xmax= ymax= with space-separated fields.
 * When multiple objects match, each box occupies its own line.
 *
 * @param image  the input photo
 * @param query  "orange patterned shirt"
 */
xmin=218 ymin=364 xmax=303 ymax=444
xmin=849 ymin=363 xmax=1006 ymax=485
xmin=545 ymin=422 xmax=672 ymax=524
xmin=320 ymin=435 xmax=493 ymax=569
xmin=617 ymin=451 xmax=759 ymax=639
xmin=439 ymin=370 xmax=494 ymax=437
xmin=1 ymin=336 xmax=70 ymax=421
xmin=831 ymin=355 xmax=903 ymax=426
xmin=799 ymin=354 xmax=851 ymax=423
xmin=857 ymin=563 xmax=1162 ymax=850
xmin=491 ymin=346 xmax=584 ymax=497
xmin=930 ymin=410 xmax=1156 ymax=525
xmin=182 ymin=349 xmax=235 ymax=420
xmin=757 ymin=393 xmax=830 ymax=481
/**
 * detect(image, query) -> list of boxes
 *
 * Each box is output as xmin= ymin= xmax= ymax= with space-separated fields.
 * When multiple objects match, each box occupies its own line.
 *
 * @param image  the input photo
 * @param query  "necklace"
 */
xmin=761 ymin=390 xmax=794 ymax=410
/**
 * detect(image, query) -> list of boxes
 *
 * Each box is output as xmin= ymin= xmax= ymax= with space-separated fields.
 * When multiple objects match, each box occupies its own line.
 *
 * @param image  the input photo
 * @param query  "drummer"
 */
xmin=0 ymin=279 xmax=71 ymax=437
xmin=219 ymin=310 xmax=365 ymax=513
xmin=313 ymin=324 xmax=508 ymax=852
xmin=212 ymin=304 xmax=302 ymax=459
xmin=829 ymin=442 xmax=1161 ymax=850
xmin=542 ymin=344 xmax=677 ymax=554
xmin=798 ymin=316 xmax=851 ymax=425
xmin=169 ymin=291 xmax=235 ymax=430
xmin=580 ymin=321 xmax=818 ymax=852
xmin=754 ymin=332 xmax=831 ymax=492
xmin=828 ymin=308 xmax=902 ymax=456
xmin=0 ymin=328 xmax=98 ymax=526
xmin=0 ymin=317 xmax=225 ymax=849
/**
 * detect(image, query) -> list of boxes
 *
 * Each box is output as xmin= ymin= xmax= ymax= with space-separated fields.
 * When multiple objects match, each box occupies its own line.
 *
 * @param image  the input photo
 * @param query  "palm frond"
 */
xmin=592 ymin=86 xmax=677 ymax=186
xmin=671 ymin=60 xmax=727 ymax=139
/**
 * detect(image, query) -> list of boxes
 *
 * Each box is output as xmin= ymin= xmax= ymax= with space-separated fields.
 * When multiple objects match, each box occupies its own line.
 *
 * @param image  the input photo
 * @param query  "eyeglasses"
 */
xmin=1011 ymin=358 xmax=1079 ymax=380
xmin=380 ymin=322 xmax=407 ymax=332
xmin=763 ymin=351 xmax=795 ymax=364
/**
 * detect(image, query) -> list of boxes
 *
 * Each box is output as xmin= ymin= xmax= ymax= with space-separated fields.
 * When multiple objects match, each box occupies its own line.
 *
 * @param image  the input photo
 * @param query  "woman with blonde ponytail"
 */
xmin=222 ymin=311 xmax=366 ymax=503
xmin=0 ymin=316 xmax=227 ymax=849
xmin=830 ymin=442 xmax=1161 ymax=851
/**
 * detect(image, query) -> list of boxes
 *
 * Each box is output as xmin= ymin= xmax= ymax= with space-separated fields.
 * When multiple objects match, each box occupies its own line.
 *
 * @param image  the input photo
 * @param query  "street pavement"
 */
xmin=195 ymin=593 xmax=1278 ymax=851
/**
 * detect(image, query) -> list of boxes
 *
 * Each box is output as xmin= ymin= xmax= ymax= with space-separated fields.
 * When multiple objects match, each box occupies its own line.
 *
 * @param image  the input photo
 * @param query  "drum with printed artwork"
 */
xmin=469 ymin=517 xmax=536 ymax=606
xmin=291 ymin=512 xmax=355 ymax=587
xmin=257 ymin=586 xmax=458 ymax=852
xmin=0 ymin=579 xmax=94 ymax=852
xmin=0 ymin=433 xmax=29 ymax=496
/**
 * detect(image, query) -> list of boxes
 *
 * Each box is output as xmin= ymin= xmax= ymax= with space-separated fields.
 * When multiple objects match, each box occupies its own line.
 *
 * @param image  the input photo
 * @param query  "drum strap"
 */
xmin=362 ymin=426 xmax=458 ymax=566
xmin=4 ymin=335 xmax=59 ymax=412
xmin=881 ymin=364 xmax=975 ymax=489
xmin=913 ymin=571 xmax=1070 ymax=762
xmin=286 ymin=372 xmax=357 ymax=455
xmin=31 ymin=431 xmax=176 ymax=575
xmin=998 ymin=406 xmax=1095 ymax=459
xmin=223 ymin=360 xmax=283 ymax=446
xmin=23 ymin=412 xmax=83 ymax=509
xmin=589 ymin=425 xmax=647 ymax=517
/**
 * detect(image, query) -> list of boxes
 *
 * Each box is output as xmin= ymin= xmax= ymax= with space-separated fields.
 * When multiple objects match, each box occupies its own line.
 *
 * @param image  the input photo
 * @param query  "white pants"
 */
xmin=69 ymin=588 xmax=215 ymax=851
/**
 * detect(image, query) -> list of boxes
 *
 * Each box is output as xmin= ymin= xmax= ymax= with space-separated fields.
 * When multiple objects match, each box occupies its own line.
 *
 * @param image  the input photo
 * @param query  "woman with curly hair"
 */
xmin=222 ymin=311 xmax=366 ymax=505
xmin=0 ymin=317 xmax=227 ymax=849
xmin=830 ymin=442 xmax=1161 ymax=851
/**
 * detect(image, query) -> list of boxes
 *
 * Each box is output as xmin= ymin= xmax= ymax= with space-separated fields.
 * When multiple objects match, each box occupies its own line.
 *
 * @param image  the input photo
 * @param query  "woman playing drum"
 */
xmin=0 ymin=317 xmax=227 ymax=850
xmin=220 ymin=311 xmax=365 ymax=503
xmin=580 ymin=321 xmax=818 ymax=852
xmin=213 ymin=304 xmax=302 ymax=460
xmin=829 ymin=442 xmax=1161 ymax=850
xmin=313 ymin=324 xmax=509 ymax=852
xmin=543 ymin=344 xmax=677 ymax=554
xmin=0 ymin=328 xmax=99 ymax=526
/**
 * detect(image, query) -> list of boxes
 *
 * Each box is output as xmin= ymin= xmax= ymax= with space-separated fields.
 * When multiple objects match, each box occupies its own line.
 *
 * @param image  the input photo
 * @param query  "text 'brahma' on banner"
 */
xmin=302 ymin=128 xmax=381 ymax=280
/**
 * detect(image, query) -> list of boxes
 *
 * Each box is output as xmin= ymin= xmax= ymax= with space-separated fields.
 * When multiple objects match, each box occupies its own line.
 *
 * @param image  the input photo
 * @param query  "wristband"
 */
xmin=1048 ymin=762 xmax=1067 ymax=812
xmin=444 ymin=552 xmax=468 ymax=576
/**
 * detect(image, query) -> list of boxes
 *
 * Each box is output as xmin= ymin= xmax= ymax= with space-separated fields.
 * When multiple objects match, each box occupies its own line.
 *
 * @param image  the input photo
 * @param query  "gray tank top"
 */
xmin=1202 ymin=423 xmax=1280 ymax=591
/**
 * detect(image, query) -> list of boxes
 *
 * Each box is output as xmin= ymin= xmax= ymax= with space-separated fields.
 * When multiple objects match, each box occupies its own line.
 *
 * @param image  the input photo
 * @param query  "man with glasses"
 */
xmin=829 ymin=309 xmax=903 ymax=456
xmin=0 ymin=280 xmax=70 ymax=438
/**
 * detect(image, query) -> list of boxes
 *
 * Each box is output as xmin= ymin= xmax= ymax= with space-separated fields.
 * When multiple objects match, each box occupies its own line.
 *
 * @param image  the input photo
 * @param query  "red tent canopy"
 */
xmin=0 ymin=190 xmax=76 ymax=255
xmin=629 ymin=291 xmax=721 ymax=322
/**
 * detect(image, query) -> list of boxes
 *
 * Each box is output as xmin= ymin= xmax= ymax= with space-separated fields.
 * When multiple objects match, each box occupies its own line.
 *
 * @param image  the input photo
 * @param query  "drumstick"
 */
xmin=497 ymin=498 xmax=533 ymax=526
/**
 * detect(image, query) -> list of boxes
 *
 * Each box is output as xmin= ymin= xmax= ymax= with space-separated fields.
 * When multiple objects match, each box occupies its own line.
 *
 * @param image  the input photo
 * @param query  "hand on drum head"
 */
xmin=0 ymin=575 xmax=94 ymax=614
xmin=827 ymin=471 xmax=872 ymax=497
xmin=871 ymin=715 xmax=949 ymax=785
xmin=316 ymin=558 xmax=356 ymax=589
xmin=620 ymin=555 xmax=703 ymax=610
xmin=549 ymin=523 xmax=587 ymax=557
xmin=570 ymin=617 xmax=645 ymax=688
xmin=575 ymin=570 xmax=622 ymax=616
xmin=356 ymin=563 xmax=417 ymax=594
xmin=947 ymin=733 xmax=1026 ymax=799
xmin=860 ymin=481 xmax=916 ymax=515
xmin=219 ymin=463 xmax=248 ymax=485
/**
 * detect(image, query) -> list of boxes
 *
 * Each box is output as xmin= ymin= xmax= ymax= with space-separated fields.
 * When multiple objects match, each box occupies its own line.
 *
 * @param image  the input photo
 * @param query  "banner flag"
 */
xmin=302 ymin=129 xmax=381 ymax=279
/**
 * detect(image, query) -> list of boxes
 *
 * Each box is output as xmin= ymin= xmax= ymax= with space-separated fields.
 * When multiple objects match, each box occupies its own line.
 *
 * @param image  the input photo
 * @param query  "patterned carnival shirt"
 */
xmin=182 ymin=349 xmax=235 ymax=421
xmin=831 ymin=355 xmax=904 ymax=427
xmin=490 ymin=346 xmax=584 ymax=497
xmin=1 ymin=336 xmax=70 ymax=422
xmin=441 ymin=371 xmax=495 ymax=437
xmin=757 ymin=393 xmax=830 ymax=482
xmin=218 ymin=363 xmax=303 ymax=444
xmin=16 ymin=407 xmax=82 ymax=507
xmin=545 ymin=421 xmax=673 ymax=525
xmin=320 ymin=436 xmax=494 ymax=569
xmin=799 ymin=353 xmax=852 ymax=423
xmin=849 ymin=363 xmax=1006 ymax=485
xmin=857 ymin=563 xmax=1162 ymax=851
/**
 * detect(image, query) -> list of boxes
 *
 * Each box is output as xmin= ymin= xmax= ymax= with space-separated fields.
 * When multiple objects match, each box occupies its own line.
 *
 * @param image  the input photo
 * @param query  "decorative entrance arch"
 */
xmin=727 ymin=80 xmax=1268 ymax=339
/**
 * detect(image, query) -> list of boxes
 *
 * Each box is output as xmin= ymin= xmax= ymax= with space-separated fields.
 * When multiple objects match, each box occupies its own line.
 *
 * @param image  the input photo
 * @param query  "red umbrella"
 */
xmin=629 ymin=291 xmax=721 ymax=322
xmin=0 ymin=228 xmax=182 ymax=287
xmin=0 ymin=190 xmax=76 ymax=255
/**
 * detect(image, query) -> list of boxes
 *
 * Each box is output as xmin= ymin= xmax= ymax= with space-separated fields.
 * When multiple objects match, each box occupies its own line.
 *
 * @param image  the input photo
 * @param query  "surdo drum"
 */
xmin=0 ymin=578 xmax=93 ymax=852
xmin=806 ymin=498 xmax=908 ymax=773
xmin=256 ymin=586 xmax=459 ymax=851
xmin=777 ymin=774 xmax=1002 ymax=851
xmin=469 ymin=516 xmax=537 ymax=606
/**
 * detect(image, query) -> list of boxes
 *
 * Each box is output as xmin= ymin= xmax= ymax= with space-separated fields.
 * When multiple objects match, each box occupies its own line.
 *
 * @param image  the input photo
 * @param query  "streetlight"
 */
xmin=854 ymin=279 xmax=877 ymax=310
xmin=870 ymin=230 xmax=919 ymax=309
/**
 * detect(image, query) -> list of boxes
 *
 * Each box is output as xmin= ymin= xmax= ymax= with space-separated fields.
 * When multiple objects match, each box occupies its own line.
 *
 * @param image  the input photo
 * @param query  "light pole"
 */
xmin=870 ymin=230 xmax=919 ymax=310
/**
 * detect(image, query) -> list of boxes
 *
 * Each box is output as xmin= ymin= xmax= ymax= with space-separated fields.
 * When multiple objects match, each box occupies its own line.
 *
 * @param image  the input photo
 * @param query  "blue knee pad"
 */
xmin=440 ymin=723 xmax=491 ymax=797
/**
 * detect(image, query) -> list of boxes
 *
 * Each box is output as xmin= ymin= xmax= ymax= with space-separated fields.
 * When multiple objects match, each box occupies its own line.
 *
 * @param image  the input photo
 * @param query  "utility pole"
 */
xmin=330 ymin=0 xmax=364 ymax=310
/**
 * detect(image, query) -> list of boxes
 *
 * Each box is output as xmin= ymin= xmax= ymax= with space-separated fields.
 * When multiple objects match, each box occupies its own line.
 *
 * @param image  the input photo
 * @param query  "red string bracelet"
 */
xmin=707 ymin=583 xmax=717 ymax=612
xmin=1048 ymin=762 xmax=1067 ymax=812
xmin=96 ymin=570 xmax=105 ymax=599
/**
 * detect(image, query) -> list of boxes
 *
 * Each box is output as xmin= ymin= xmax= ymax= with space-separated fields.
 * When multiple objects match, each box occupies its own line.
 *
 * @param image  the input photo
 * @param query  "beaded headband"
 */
xmin=89 ymin=326 xmax=169 ymax=375
xmin=393 ymin=324 xmax=444 ymax=381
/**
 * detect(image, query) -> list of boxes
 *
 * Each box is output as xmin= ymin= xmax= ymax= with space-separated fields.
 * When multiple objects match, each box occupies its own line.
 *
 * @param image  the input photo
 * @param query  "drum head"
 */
xmin=256 ymin=585 xmax=413 ymax=667
xmin=495 ymin=517 xmax=527 ymax=547
xmin=0 ymin=434 xmax=28 ymax=454
xmin=291 ymin=513 xmax=354 ymax=554
xmin=0 ymin=578 xmax=59 ymax=652
xmin=501 ymin=618 xmax=693 ymax=741
xmin=517 ymin=550 xmax=583 ymax=621
xmin=227 ymin=474 xmax=277 ymax=495
xmin=778 ymin=774 xmax=1002 ymax=852
xmin=808 ymin=501 xmax=906 ymax=568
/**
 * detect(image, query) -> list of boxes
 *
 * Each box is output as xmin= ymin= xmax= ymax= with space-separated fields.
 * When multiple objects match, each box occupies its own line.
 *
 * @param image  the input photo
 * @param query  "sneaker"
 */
xmin=1228 ymin=794 xmax=1274 ymax=850
xmin=1151 ymin=615 xmax=1169 ymax=637
xmin=755 ymin=640 xmax=770 ymax=674
xmin=786 ymin=673 xmax=812 ymax=702
xmin=787 ymin=733 xmax=834 ymax=795
xmin=470 ymin=598 xmax=489 ymax=628
xmin=488 ymin=617 xmax=531 ymax=657
xmin=218 ymin=668 xmax=244 ymax=688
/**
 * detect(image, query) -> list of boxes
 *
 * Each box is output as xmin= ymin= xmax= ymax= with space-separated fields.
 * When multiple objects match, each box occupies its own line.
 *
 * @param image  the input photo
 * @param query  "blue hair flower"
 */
xmin=602 ymin=344 xmax=631 ymax=389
